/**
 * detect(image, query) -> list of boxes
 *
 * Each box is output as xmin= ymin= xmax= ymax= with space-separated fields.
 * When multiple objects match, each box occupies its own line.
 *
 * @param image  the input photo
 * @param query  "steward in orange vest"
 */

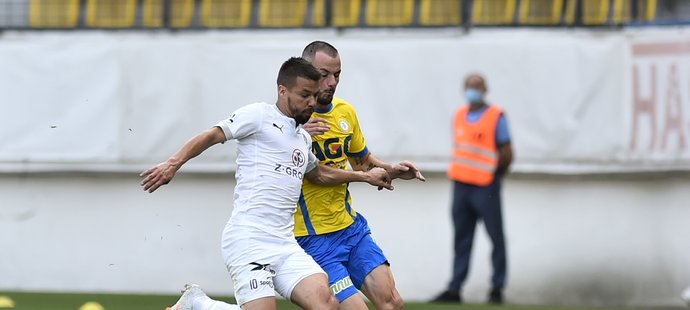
xmin=433 ymin=73 xmax=513 ymax=305
xmin=448 ymin=104 xmax=503 ymax=186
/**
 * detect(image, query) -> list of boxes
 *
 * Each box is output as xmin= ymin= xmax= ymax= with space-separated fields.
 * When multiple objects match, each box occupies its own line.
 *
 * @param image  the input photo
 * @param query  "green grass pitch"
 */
xmin=0 ymin=291 xmax=685 ymax=310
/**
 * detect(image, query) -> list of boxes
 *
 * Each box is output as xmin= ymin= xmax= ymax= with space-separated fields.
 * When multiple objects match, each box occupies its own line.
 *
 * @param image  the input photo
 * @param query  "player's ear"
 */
xmin=278 ymin=84 xmax=287 ymax=97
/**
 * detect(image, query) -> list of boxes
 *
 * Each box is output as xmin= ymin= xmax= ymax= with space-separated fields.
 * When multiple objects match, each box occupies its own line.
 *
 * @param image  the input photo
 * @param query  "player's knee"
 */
xmin=375 ymin=291 xmax=404 ymax=310
xmin=389 ymin=294 xmax=404 ymax=310
xmin=304 ymin=289 xmax=338 ymax=310
xmin=313 ymin=294 xmax=338 ymax=310
xmin=325 ymin=294 xmax=339 ymax=310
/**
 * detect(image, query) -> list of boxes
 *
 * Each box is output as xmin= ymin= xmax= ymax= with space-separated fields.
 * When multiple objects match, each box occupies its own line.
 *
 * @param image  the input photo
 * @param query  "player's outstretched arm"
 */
xmin=140 ymin=127 xmax=226 ymax=193
xmin=389 ymin=160 xmax=426 ymax=182
xmin=349 ymin=153 xmax=426 ymax=182
xmin=305 ymin=165 xmax=394 ymax=190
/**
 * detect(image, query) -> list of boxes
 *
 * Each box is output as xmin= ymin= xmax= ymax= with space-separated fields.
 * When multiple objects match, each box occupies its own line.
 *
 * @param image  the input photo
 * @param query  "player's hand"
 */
xmin=389 ymin=160 xmax=426 ymax=182
xmin=365 ymin=167 xmax=393 ymax=191
xmin=302 ymin=117 xmax=330 ymax=136
xmin=139 ymin=161 xmax=178 ymax=193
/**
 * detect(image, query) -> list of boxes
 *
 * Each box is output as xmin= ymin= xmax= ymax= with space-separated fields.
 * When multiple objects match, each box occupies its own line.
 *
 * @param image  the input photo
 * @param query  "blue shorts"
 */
xmin=296 ymin=214 xmax=389 ymax=302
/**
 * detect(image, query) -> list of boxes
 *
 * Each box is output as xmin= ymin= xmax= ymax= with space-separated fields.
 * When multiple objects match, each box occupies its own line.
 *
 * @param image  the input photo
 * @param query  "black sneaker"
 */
xmin=488 ymin=288 xmax=503 ymax=304
xmin=430 ymin=290 xmax=462 ymax=303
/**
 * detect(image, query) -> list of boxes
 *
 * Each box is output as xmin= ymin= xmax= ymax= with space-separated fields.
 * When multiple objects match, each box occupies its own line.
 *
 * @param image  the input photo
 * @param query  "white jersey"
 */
xmin=216 ymin=102 xmax=318 ymax=239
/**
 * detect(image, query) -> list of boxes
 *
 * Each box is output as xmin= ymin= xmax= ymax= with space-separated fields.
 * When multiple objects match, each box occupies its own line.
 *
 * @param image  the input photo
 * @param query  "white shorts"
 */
xmin=221 ymin=222 xmax=325 ymax=306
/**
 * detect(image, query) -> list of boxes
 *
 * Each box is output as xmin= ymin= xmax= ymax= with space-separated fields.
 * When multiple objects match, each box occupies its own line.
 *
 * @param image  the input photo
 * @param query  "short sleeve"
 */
xmin=495 ymin=114 xmax=511 ymax=146
xmin=305 ymin=150 xmax=318 ymax=173
xmin=344 ymin=109 xmax=369 ymax=157
xmin=215 ymin=103 xmax=263 ymax=141
xmin=301 ymin=130 xmax=319 ymax=173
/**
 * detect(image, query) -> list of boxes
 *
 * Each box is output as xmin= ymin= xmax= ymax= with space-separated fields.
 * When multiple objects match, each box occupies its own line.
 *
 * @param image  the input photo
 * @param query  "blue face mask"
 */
xmin=464 ymin=88 xmax=484 ymax=103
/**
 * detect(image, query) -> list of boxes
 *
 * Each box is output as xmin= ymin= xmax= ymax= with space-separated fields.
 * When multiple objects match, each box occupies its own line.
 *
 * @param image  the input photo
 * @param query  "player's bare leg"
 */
xmin=360 ymin=265 xmax=404 ymax=310
xmin=338 ymin=293 xmax=369 ymax=310
xmin=239 ymin=296 xmax=277 ymax=310
xmin=290 ymin=273 xmax=338 ymax=310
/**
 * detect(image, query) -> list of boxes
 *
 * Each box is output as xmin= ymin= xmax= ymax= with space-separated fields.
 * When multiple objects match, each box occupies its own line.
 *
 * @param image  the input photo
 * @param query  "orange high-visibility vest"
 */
xmin=448 ymin=104 xmax=502 ymax=186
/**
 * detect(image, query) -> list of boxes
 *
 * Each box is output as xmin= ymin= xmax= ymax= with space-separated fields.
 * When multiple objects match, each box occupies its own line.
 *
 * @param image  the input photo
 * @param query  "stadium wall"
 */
xmin=1 ymin=27 xmax=689 ymax=307
xmin=1 ymin=172 xmax=689 ymax=307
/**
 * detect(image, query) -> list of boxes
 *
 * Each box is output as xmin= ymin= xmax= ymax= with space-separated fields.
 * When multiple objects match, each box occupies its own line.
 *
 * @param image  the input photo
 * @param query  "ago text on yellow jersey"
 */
xmin=294 ymin=98 xmax=368 ymax=236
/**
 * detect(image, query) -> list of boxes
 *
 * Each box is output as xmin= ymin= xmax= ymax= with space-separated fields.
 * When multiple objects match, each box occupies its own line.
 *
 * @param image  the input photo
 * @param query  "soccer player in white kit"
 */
xmin=140 ymin=57 xmax=393 ymax=310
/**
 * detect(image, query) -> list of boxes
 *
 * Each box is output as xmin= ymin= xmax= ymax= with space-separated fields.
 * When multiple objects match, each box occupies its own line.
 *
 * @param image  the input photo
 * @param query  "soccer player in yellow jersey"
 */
xmin=296 ymin=41 xmax=426 ymax=310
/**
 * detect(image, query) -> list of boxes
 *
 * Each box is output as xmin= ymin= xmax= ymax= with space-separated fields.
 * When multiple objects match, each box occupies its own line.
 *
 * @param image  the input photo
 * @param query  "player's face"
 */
xmin=311 ymin=51 xmax=341 ymax=106
xmin=286 ymin=77 xmax=319 ymax=125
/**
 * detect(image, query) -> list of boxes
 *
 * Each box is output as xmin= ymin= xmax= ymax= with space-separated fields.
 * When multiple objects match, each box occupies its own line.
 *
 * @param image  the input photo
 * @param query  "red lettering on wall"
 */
xmin=630 ymin=65 xmax=656 ymax=151
xmin=661 ymin=64 xmax=686 ymax=151
xmin=630 ymin=40 xmax=690 ymax=156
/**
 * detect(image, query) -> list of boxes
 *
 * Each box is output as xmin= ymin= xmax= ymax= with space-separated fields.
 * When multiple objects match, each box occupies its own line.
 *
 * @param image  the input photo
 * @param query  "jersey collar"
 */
xmin=314 ymin=103 xmax=333 ymax=114
xmin=273 ymin=104 xmax=297 ymax=127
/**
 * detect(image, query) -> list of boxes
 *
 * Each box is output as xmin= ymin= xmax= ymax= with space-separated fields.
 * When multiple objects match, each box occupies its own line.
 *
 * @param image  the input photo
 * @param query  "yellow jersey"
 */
xmin=294 ymin=98 xmax=368 ymax=236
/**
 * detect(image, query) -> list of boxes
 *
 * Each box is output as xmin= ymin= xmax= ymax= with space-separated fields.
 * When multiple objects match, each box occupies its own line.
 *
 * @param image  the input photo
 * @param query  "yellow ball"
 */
xmin=0 ymin=296 xmax=15 ymax=308
xmin=79 ymin=301 xmax=105 ymax=310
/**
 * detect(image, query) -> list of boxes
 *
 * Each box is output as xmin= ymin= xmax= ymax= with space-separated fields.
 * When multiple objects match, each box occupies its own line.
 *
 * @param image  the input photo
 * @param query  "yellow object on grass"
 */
xmin=0 ymin=296 xmax=14 ymax=308
xmin=79 ymin=301 xmax=105 ymax=310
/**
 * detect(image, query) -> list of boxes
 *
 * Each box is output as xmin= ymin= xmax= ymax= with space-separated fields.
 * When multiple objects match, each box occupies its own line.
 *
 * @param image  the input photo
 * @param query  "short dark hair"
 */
xmin=301 ymin=41 xmax=339 ymax=61
xmin=277 ymin=57 xmax=321 ymax=89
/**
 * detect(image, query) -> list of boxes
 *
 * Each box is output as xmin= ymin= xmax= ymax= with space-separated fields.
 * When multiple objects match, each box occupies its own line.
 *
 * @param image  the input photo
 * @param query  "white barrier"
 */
xmin=1 ymin=173 xmax=689 ymax=307
xmin=1 ymin=28 xmax=689 ymax=174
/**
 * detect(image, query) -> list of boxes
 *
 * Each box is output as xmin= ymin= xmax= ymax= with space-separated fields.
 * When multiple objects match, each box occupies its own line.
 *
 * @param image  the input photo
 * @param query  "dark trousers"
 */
xmin=448 ymin=178 xmax=507 ymax=292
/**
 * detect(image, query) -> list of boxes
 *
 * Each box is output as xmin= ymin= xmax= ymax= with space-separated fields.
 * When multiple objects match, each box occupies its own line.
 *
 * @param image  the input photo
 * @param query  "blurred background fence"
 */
xmin=1 ymin=0 xmax=690 ymax=30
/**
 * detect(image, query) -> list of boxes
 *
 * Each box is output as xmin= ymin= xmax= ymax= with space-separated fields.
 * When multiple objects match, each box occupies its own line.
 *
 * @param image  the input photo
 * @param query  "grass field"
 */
xmin=0 ymin=292 xmax=686 ymax=310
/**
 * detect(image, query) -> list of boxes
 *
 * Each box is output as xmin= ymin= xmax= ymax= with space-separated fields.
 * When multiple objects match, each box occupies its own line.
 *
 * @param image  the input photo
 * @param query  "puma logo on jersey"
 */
xmin=272 ymin=123 xmax=283 ymax=133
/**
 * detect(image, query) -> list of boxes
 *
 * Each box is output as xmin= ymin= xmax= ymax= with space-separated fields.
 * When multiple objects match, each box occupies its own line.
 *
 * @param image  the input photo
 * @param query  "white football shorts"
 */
xmin=221 ymin=222 xmax=325 ymax=306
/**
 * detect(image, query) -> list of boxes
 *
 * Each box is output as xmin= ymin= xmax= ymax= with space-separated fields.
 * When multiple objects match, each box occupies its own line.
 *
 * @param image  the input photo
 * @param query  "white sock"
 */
xmin=193 ymin=295 xmax=241 ymax=310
